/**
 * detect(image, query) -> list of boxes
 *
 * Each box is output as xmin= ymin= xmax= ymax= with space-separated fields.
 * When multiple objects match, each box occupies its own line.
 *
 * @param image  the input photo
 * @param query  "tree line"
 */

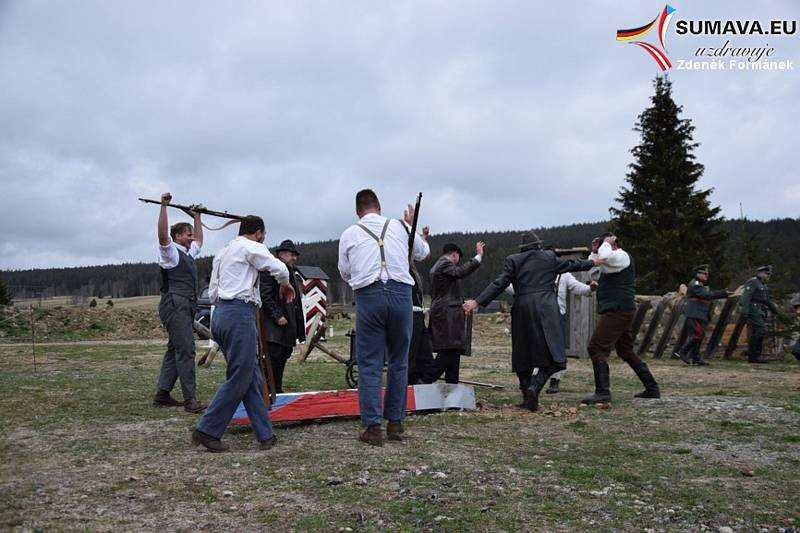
xmin=2 ymin=217 xmax=797 ymax=305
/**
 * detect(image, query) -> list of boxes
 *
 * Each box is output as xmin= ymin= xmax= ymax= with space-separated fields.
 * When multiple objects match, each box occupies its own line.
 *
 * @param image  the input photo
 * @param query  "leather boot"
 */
xmin=359 ymin=425 xmax=383 ymax=447
xmin=386 ymin=420 xmax=404 ymax=442
xmin=581 ymin=361 xmax=611 ymax=404
xmin=525 ymin=369 xmax=552 ymax=412
xmin=632 ymin=361 xmax=661 ymax=398
xmin=152 ymin=389 xmax=183 ymax=407
xmin=183 ymin=399 xmax=207 ymax=413
xmin=517 ymin=372 xmax=531 ymax=408
xmin=191 ymin=429 xmax=229 ymax=452
xmin=545 ymin=378 xmax=560 ymax=394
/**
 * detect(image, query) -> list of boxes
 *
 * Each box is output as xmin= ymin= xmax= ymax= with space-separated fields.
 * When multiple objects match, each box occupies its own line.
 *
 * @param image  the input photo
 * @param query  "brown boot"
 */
xmin=359 ymin=425 xmax=383 ymax=447
xmin=191 ymin=429 xmax=229 ymax=452
xmin=184 ymin=399 xmax=207 ymax=414
xmin=152 ymin=390 xmax=182 ymax=407
xmin=259 ymin=436 xmax=278 ymax=450
xmin=386 ymin=421 xmax=404 ymax=442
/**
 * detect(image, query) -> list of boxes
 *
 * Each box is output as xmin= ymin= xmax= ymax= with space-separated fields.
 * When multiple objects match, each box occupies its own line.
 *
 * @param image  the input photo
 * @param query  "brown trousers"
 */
xmin=588 ymin=309 xmax=642 ymax=366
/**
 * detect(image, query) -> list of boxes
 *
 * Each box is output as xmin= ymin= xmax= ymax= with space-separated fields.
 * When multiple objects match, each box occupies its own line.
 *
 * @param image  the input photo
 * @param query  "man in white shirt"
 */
xmin=338 ymin=189 xmax=430 ymax=446
xmin=581 ymin=233 xmax=660 ymax=404
xmin=545 ymin=271 xmax=597 ymax=394
xmin=192 ymin=216 xmax=295 ymax=452
xmin=154 ymin=192 xmax=206 ymax=413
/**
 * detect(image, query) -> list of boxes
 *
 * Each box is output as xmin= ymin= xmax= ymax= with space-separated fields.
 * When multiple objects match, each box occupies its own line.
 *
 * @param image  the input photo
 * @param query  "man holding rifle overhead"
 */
xmin=153 ymin=192 xmax=207 ymax=413
xmin=191 ymin=215 xmax=295 ymax=452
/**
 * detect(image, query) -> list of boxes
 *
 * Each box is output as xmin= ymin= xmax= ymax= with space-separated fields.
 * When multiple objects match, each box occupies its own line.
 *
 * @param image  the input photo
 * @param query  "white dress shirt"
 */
xmin=557 ymin=272 xmax=593 ymax=315
xmin=158 ymin=241 xmax=201 ymax=268
xmin=209 ymin=236 xmax=289 ymax=306
xmin=338 ymin=213 xmax=430 ymax=290
xmin=588 ymin=242 xmax=631 ymax=280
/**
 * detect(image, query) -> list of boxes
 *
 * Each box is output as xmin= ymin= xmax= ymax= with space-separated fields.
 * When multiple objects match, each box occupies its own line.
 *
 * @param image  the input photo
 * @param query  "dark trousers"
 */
xmin=588 ymin=309 xmax=641 ymax=367
xmin=157 ymin=293 xmax=197 ymax=400
xmin=426 ymin=349 xmax=461 ymax=384
xmin=408 ymin=312 xmax=434 ymax=385
xmin=747 ymin=318 xmax=767 ymax=361
xmin=267 ymin=342 xmax=293 ymax=393
xmin=678 ymin=318 xmax=707 ymax=360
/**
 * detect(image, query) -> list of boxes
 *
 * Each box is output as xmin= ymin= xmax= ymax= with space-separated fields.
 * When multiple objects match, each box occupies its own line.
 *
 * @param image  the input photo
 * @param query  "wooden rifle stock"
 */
xmin=255 ymin=310 xmax=277 ymax=408
xmin=138 ymin=197 xmax=245 ymax=220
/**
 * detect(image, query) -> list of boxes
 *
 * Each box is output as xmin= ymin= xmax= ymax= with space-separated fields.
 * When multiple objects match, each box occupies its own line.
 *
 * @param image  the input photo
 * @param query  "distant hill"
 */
xmin=3 ymin=218 xmax=798 ymax=302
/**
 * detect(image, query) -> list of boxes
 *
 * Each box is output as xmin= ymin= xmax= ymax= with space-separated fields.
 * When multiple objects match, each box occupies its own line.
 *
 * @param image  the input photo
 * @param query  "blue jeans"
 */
xmin=355 ymin=280 xmax=412 ymax=427
xmin=196 ymin=299 xmax=274 ymax=442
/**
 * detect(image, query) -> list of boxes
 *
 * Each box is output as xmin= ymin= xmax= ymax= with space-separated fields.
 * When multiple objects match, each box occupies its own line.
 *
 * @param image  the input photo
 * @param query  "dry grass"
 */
xmin=1 ymin=314 xmax=799 ymax=532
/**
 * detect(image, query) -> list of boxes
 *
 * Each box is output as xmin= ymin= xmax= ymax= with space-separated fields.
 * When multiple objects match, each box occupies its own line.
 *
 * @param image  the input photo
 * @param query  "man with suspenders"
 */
xmin=338 ymin=189 xmax=430 ymax=446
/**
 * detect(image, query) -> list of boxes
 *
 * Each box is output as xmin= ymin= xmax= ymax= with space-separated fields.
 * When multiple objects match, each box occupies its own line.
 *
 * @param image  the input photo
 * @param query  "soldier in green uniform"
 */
xmin=673 ymin=264 xmax=732 ymax=366
xmin=739 ymin=265 xmax=781 ymax=364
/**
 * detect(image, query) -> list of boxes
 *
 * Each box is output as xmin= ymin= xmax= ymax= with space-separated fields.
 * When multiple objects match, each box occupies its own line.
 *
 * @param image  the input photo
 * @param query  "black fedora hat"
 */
xmin=275 ymin=239 xmax=300 ymax=255
xmin=519 ymin=231 xmax=543 ymax=252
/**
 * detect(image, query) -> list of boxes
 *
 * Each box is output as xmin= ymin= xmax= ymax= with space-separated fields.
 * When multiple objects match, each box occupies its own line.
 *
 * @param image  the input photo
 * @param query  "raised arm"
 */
xmin=158 ymin=192 xmax=171 ymax=246
xmin=688 ymin=283 xmax=729 ymax=301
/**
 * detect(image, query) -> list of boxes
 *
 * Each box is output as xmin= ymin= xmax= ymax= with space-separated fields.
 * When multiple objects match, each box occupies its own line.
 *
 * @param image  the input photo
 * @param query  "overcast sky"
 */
xmin=1 ymin=1 xmax=797 ymax=270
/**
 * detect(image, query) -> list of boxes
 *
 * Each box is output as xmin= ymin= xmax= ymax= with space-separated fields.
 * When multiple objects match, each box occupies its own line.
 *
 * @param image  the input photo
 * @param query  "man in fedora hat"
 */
xmin=464 ymin=231 xmax=601 ymax=411
xmin=259 ymin=239 xmax=306 ymax=392
xmin=739 ymin=265 xmax=780 ymax=364
xmin=673 ymin=264 xmax=732 ymax=366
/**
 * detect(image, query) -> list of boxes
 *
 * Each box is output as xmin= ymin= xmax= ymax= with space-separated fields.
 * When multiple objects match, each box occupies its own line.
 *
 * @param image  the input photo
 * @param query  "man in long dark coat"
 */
xmin=259 ymin=239 xmax=306 ymax=393
xmin=464 ymin=231 xmax=599 ymax=411
xmin=424 ymin=241 xmax=484 ymax=384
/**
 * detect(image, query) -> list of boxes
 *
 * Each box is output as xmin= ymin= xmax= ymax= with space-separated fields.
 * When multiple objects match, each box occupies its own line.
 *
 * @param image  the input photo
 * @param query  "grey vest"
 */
xmin=160 ymin=247 xmax=198 ymax=301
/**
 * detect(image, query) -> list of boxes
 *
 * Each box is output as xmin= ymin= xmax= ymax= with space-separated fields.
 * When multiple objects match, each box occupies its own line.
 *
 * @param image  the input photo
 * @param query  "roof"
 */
xmin=295 ymin=265 xmax=330 ymax=280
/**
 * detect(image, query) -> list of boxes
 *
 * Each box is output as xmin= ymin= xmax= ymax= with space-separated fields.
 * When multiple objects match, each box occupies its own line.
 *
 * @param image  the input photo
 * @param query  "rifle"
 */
xmin=138 ymin=198 xmax=245 ymax=220
xmin=255 ymin=309 xmax=277 ymax=408
xmin=408 ymin=192 xmax=422 ymax=262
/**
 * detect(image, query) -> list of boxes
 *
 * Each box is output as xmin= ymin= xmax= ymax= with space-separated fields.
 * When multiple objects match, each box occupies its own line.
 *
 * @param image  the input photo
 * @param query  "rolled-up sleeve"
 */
xmin=248 ymin=244 xmax=289 ymax=285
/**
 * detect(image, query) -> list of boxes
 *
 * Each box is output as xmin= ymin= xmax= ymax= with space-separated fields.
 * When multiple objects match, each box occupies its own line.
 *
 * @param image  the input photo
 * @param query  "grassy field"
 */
xmin=1 ymin=314 xmax=798 ymax=532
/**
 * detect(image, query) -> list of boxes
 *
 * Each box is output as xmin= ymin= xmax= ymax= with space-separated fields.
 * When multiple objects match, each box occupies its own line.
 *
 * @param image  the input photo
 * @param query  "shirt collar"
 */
xmin=358 ymin=212 xmax=383 ymax=223
xmin=175 ymin=242 xmax=190 ymax=254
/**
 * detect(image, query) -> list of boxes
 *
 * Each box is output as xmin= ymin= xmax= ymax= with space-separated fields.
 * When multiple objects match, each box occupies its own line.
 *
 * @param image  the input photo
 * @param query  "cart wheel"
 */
xmin=345 ymin=360 xmax=358 ymax=388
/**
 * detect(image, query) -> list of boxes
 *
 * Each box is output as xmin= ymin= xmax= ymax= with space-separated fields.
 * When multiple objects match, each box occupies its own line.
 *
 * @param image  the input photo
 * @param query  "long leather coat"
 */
xmin=259 ymin=268 xmax=306 ymax=347
xmin=475 ymin=249 xmax=593 ymax=372
xmin=428 ymin=255 xmax=481 ymax=352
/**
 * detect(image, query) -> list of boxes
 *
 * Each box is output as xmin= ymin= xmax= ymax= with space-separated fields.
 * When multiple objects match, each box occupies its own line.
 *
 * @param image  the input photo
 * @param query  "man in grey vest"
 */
xmin=153 ymin=192 xmax=206 ymax=413
xmin=581 ymin=234 xmax=660 ymax=404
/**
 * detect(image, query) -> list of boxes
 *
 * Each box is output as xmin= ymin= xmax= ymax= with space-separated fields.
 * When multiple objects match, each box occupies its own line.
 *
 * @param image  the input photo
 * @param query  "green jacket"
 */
xmin=739 ymin=276 xmax=779 ymax=322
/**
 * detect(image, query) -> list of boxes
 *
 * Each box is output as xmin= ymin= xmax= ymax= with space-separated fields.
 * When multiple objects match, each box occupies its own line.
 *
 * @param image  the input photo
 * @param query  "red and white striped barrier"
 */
xmin=230 ymin=383 xmax=476 ymax=425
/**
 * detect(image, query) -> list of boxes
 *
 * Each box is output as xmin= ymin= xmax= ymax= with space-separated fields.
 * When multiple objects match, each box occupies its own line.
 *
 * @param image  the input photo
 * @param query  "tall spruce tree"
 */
xmin=610 ymin=76 xmax=727 ymax=294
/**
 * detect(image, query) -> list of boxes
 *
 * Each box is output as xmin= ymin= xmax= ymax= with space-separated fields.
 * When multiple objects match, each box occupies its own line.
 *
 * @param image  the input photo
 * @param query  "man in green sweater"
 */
xmin=581 ymin=234 xmax=660 ymax=404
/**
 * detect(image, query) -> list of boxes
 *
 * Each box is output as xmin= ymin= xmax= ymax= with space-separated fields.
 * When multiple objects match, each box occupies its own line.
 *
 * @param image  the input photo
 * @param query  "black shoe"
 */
xmin=184 ymin=399 xmax=207 ymax=413
xmin=748 ymin=358 xmax=769 ymax=364
xmin=581 ymin=361 xmax=611 ymax=405
xmin=152 ymin=390 xmax=183 ymax=407
xmin=191 ymin=429 xmax=229 ymax=452
xmin=673 ymin=351 xmax=691 ymax=365
xmin=545 ymin=378 xmax=560 ymax=395
xmin=691 ymin=358 xmax=710 ymax=366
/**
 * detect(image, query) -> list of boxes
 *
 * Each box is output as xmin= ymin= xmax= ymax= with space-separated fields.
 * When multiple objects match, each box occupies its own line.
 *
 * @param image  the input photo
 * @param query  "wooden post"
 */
xmin=630 ymin=300 xmax=652 ymax=343
xmin=705 ymin=297 xmax=737 ymax=358
xmin=637 ymin=297 xmax=668 ymax=356
xmin=654 ymin=298 xmax=686 ymax=359
xmin=724 ymin=315 xmax=747 ymax=360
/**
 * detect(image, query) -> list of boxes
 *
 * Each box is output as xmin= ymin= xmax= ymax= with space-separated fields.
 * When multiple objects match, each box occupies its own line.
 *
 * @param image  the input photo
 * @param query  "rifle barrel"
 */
xmin=408 ymin=192 xmax=422 ymax=259
xmin=138 ymin=198 xmax=244 ymax=220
